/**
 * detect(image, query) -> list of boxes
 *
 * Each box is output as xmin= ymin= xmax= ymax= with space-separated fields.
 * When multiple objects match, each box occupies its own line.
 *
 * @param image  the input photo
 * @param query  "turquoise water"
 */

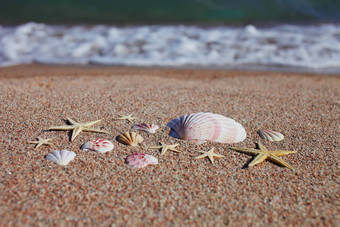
xmin=1 ymin=0 xmax=339 ymax=25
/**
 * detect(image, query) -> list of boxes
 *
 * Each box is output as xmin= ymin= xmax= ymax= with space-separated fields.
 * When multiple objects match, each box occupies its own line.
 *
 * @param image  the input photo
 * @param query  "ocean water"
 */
xmin=1 ymin=0 xmax=339 ymax=24
xmin=1 ymin=23 xmax=340 ymax=73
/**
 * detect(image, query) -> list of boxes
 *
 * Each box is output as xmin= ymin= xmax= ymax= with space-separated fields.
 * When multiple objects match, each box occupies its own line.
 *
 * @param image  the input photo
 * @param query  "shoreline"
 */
xmin=1 ymin=64 xmax=339 ymax=80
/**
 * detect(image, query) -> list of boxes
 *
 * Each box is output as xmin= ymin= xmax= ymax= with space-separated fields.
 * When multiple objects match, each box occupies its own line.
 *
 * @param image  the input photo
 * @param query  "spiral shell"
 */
xmin=81 ymin=139 xmax=114 ymax=153
xmin=45 ymin=150 xmax=76 ymax=166
xmin=167 ymin=112 xmax=246 ymax=145
xmin=126 ymin=153 xmax=158 ymax=168
xmin=257 ymin=129 xmax=284 ymax=142
xmin=117 ymin=132 xmax=144 ymax=147
xmin=132 ymin=123 xmax=159 ymax=134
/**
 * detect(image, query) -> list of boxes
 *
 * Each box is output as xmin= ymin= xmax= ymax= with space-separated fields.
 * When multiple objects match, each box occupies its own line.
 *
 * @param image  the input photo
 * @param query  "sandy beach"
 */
xmin=0 ymin=65 xmax=339 ymax=226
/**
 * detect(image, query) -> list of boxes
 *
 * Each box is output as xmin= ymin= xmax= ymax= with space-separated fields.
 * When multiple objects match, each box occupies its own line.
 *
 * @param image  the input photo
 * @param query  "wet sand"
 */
xmin=0 ymin=65 xmax=339 ymax=226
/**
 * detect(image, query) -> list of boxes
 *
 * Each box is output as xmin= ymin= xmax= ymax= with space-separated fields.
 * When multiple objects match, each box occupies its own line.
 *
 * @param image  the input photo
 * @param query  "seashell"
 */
xmin=167 ymin=112 xmax=246 ymax=145
xmin=81 ymin=139 xmax=114 ymax=153
xmin=117 ymin=132 xmax=144 ymax=147
xmin=45 ymin=150 xmax=76 ymax=166
xmin=257 ymin=129 xmax=284 ymax=142
xmin=126 ymin=153 xmax=158 ymax=168
xmin=132 ymin=123 xmax=159 ymax=134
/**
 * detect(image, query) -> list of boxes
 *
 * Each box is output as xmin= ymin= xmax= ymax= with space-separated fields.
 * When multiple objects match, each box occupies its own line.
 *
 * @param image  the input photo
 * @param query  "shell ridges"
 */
xmin=45 ymin=150 xmax=76 ymax=166
xmin=257 ymin=129 xmax=284 ymax=142
xmin=117 ymin=132 xmax=144 ymax=147
xmin=167 ymin=112 xmax=246 ymax=144
xmin=81 ymin=139 xmax=114 ymax=153
xmin=126 ymin=153 xmax=158 ymax=168
xmin=132 ymin=123 xmax=159 ymax=134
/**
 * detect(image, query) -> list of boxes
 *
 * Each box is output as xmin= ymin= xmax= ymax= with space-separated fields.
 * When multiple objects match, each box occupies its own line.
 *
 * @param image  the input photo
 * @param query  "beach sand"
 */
xmin=0 ymin=65 xmax=339 ymax=226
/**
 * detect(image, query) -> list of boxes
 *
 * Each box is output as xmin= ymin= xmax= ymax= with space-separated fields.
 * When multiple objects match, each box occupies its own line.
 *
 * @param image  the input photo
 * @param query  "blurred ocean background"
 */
xmin=0 ymin=0 xmax=339 ymax=73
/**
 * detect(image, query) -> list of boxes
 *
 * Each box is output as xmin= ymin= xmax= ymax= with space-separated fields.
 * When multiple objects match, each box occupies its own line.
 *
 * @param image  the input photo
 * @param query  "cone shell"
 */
xmin=81 ymin=139 xmax=114 ymax=153
xmin=257 ymin=129 xmax=284 ymax=142
xmin=117 ymin=132 xmax=144 ymax=147
xmin=126 ymin=153 xmax=158 ymax=168
xmin=167 ymin=112 xmax=246 ymax=144
xmin=132 ymin=123 xmax=159 ymax=134
xmin=45 ymin=150 xmax=76 ymax=166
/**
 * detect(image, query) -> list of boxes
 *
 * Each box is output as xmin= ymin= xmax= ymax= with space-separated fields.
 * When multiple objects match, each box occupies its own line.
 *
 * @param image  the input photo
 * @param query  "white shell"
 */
xmin=126 ymin=153 xmax=158 ymax=168
xmin=167 ymin=112 xmax=246 ymax=145
xmin=81 ymin=139 xmax=114 ymax=153
xmin=132 ymin=123 xmax=159 ymax=134
xmin=45 ymin=150 xmax=76 ymax=166
xmin=257 ymin=129 xmax=284 ymax=141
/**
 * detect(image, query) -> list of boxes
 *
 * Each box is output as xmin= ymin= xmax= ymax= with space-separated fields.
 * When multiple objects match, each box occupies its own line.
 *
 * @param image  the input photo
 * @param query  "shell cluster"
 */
xmin=117 ymin=131 xmax=144 ymax=147
xmin=167 ymin=112 xmax=246 ymax=145
xmin=257 ymin=129 xmax=284 ymax=142
xmin=81 ymin=139 xmax=114 ymax=153
xmin=45 ymin=150 xmax=76 ymax=166
xmin=126 ymin=153 xmax=158 ymax=168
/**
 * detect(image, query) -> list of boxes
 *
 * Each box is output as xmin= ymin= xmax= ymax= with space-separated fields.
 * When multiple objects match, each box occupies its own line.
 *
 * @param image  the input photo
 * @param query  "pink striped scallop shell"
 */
xmin=81 ymin=139 xmax=114 ymax=153
xmin=167 ymin=112 xmax=246 ymax=145
xmin=132 ymin=123 xmax=159 ymax=134
xmin=126 ymin=153 xmax=158 ymax=168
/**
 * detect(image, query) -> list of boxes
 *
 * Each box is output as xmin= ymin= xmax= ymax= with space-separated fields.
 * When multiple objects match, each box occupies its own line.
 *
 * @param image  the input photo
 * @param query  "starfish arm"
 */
xmin=257 ymin=142 xmax=268 ymax=151
xmin=213 ymin=153 xmax=225 ymax=158
xmin=83 ymin=119 xmax=102 ymax=127
xmin=67 ymin=118 xmax=79 ymax=125
xmin=249 ymin=153 xmax=268 ymax=167
xmin=71 ymin=126 xmax=83 ymax=141
xmin=271 ymin=150 xmax=297 ymax=156
xmin=160 ymin=147 xmax=168 ymax=155
xmin=230 ymin=147 xmax=260 ymax=155
xmin=208 ymin=154 xmax=215 ymax=163
xmin=195 ymin=154 xmax=208 ymax=160
xmin=35 ymin=143 xmax=43 ymax=149
xmin=83 ymin=128 xmax=109 ymax=134
xmin=48 ymin=125 xmax=75 ymax=130
xmin=150 ymin=146 xmax=163 ymax=149
xmin=268 ymin=154 xmax=295 ymax=170
xmin=170 ymin=148 xmax=181 ymax=153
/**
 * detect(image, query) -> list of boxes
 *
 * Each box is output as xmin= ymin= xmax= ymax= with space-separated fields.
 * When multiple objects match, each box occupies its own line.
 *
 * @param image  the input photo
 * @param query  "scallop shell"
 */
xmin=126 ymin=153 xmax=158 ymax=168
xmin=167 ymin=112 xmax=246 ymax=145
xmin=45 ymin=150 xmax=76 ymax=166
xmin=117 ymin=132 xmax=144 ymax=147
xmin=257 ymin=129 xmax=284 ymax=141
xmin=81 ymin=139 xmax=114 ymax=153
xmin=132 ymin=123 xmax=159 ymax=134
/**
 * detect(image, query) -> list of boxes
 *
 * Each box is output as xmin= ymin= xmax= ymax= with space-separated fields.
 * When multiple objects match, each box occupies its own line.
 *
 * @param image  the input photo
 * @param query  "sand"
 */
xmin=0 ymin=65 xmax=339 ymax=226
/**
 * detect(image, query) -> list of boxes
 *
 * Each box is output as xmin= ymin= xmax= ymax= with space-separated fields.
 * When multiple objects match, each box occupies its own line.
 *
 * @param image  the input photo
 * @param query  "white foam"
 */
xmin=0 ymin=22 xmax=339 ymax=72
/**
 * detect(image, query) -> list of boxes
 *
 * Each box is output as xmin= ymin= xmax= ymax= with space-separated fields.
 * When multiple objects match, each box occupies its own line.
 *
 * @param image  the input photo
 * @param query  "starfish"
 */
xmin=48 ymin=118 xmax=108 ymax=142
xmin=195 ymin=147 xmax=225 ymax=163
xmin=150 ymin=142 xmax=181 ymax=156
xmin=27 ymin=137 xmax=54 ymax=149
xmin=116 ymin=114 xmax=138 ymax=123
xmin=230 ymin=141 xmax=297 ymax=170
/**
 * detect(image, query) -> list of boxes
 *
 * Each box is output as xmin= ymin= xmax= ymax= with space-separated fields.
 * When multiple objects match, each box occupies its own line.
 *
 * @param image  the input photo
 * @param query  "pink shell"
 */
xmin=81 ymin=139 xmax=114 ymax=153
xmin=167 ymin=112 xmax=246 ymax=145
xmin=132 ymin=123 xmax=159 ymax=134
xmin=126 ymin=153 xmax=158 ymax=168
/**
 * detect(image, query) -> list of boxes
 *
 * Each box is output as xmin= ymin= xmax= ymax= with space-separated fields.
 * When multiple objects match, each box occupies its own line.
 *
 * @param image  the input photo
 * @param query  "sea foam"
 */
xmin=1 ymin=23 xmax=339 ymax=72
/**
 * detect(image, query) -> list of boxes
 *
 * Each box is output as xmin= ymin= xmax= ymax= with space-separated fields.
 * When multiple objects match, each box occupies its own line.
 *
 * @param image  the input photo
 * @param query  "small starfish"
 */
xmin=48 ymin=118 xmax=108 ymax=142
xmin=150 ymin=142 xmax=181 ymax=156
xmin=230 ymin=141 xmax=297 ymax=170
xmin=195 ymin=147 xmax=225 ymax=163
xmin=27 ymin=137 xmax=54 ymax=149
xmin=116 ymin=114 xmax=138 ymax=123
